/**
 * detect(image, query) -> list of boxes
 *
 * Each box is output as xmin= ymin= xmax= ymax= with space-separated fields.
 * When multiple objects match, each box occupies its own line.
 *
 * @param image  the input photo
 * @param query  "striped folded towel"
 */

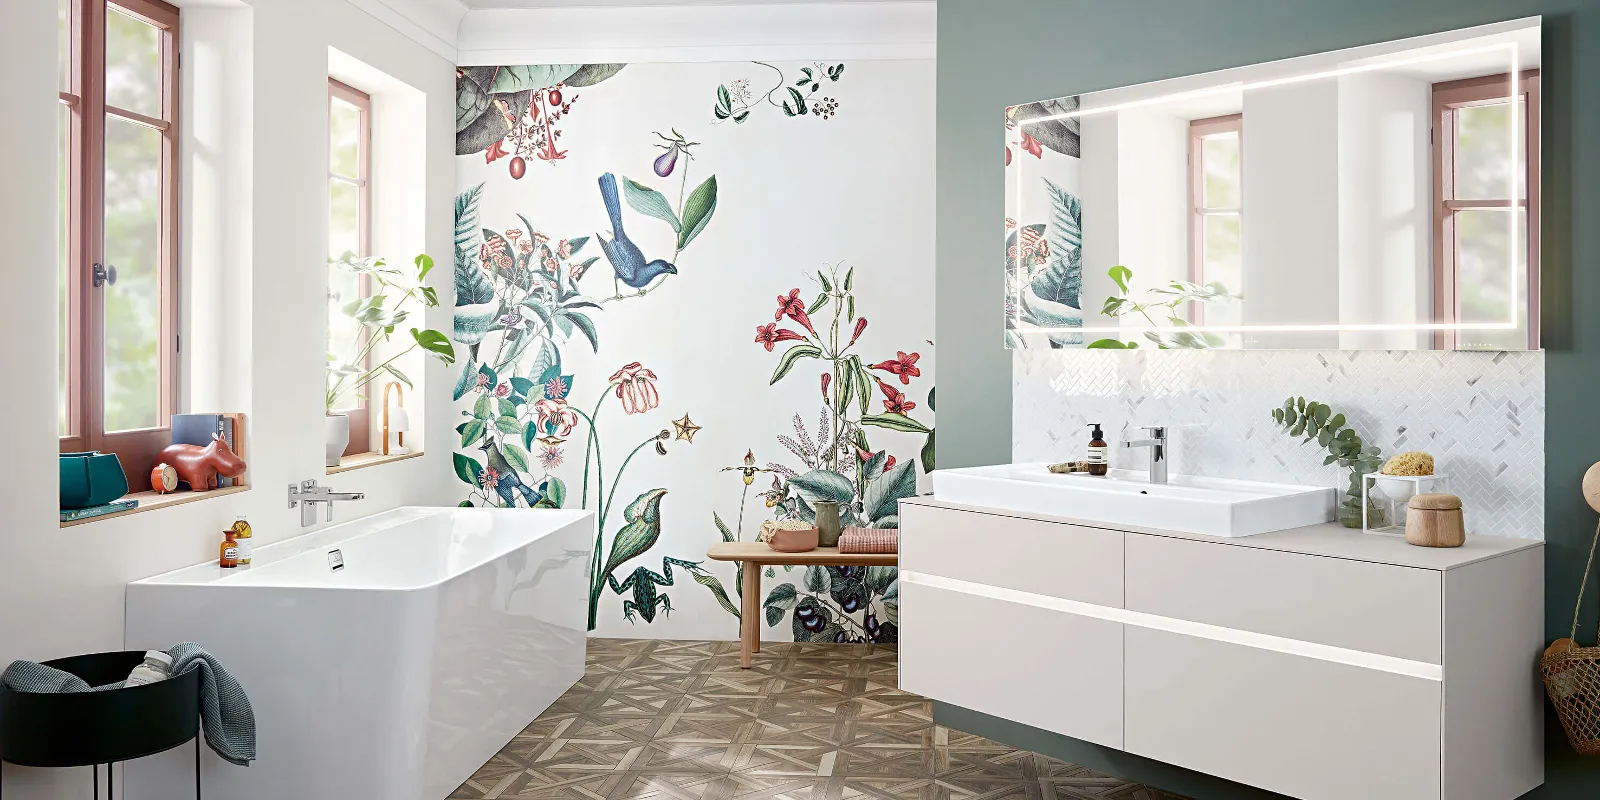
xmin=839 ymin=526 xmax=898 ymax=554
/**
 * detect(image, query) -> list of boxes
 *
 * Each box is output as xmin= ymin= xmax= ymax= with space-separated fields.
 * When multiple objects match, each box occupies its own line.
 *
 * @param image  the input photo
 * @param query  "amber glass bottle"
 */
xmin=220 ymin=529 xmax=240 ymax=569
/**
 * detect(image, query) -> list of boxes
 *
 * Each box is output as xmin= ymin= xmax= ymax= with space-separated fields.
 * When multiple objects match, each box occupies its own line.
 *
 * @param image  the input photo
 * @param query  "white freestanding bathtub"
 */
xmin=123 ymin=506 xmax=593 ymax=800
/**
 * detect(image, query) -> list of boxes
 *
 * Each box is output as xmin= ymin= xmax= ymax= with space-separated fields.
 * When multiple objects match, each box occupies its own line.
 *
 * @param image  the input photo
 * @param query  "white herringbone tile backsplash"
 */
xmin=1013 ymin=349 xmax=1545 ymax=539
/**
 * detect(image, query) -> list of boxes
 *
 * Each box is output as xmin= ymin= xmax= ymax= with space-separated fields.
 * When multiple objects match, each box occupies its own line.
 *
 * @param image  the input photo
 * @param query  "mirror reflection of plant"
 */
xmin=326 ymin=253 xmax=456 ymax=412
xmin=1270 ymin=397 xmax=1385 ymax=528
xmin=1087 ymin=265 xmax=1241 ymax=350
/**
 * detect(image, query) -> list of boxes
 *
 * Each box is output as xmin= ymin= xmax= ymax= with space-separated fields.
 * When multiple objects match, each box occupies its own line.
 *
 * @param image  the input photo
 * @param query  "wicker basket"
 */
xmin=1542 ymin=511 xmax=1600 ymax=756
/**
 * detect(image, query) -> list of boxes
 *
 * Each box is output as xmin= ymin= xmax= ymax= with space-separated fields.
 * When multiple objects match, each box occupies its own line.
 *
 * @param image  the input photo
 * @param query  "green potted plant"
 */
xmin=1270 ymin=397 xmax=1384 ymax=528
xmin=326 ymin=253 xmax=456 ymax=466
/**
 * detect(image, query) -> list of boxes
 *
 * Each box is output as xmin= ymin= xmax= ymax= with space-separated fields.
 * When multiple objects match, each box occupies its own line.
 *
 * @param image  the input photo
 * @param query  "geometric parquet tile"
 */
xmin=452 ymin=639 xmax=1190 ymax=800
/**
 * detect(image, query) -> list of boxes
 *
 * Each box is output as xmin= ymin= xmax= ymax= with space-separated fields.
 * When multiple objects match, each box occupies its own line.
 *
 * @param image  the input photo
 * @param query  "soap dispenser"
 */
xmin=1087 ymin=424 xmax=1109 ymax=476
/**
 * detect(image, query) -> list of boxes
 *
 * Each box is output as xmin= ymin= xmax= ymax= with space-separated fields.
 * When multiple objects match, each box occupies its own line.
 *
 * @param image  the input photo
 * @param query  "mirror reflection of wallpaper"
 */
xmin=1013 ymin=348 xmax=1544 ymax=539
xmin=451 ymin=62 xmax=934 ymax=641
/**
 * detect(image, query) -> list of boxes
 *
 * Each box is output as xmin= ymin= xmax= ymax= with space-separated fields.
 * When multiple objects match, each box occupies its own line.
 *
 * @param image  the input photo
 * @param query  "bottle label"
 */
xmin=237 ymin=541 xmax=253 ymax=565
xmin=1087 ymin=446 xmax=1108 ymax=465
xmin=222 ymin=546 xmax=239 ymax=561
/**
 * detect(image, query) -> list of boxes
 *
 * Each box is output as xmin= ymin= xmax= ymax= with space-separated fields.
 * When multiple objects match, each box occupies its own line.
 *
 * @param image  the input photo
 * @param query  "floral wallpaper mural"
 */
xmin=452 ymin=60 xmax=935 ymax=641
xmin=1005 ymin=96 xmax=1086 ymax=349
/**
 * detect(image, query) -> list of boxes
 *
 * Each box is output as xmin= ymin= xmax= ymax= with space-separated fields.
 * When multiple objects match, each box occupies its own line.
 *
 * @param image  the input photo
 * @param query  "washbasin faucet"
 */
xmin=1121 ymin=426 xmax=1168 ymax=484
xmin=288 ymin=479 xmax=365 ymax=527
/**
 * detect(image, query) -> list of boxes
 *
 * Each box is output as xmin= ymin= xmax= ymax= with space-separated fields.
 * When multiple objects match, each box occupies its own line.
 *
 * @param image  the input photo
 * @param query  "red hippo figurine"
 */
xmin=156 ymin=434 xmax=247 ymax=491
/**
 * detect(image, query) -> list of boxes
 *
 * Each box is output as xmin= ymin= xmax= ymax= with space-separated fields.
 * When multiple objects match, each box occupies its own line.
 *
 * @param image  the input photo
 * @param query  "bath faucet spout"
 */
xmin=288 ymin=480 xmax=365 ymax=526
xmin=1120 ymin=426 xmax=1169 ymax=484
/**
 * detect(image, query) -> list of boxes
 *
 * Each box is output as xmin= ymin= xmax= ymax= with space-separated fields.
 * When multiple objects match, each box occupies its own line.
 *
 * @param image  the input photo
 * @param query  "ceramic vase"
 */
xmin=814 ymin=501 xmax=843 ymax=547
xmin=325 ymin=413 xmax=349 ymax=467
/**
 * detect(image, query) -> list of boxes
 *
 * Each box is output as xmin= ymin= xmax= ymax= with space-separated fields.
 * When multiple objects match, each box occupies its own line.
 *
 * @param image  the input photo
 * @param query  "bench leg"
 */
xmin=741 ymin=560 xmax=760 ymax=668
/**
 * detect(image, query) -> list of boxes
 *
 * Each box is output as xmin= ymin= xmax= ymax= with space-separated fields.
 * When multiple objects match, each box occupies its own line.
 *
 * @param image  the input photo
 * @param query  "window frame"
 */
xmin=1431 ymin=69 xmax=1541 ymax=350
xmin=1188 ymin=113 xmax=1243 ymax=325
xmin=59 ymin=0 xmax=182 ymax=492
xmin=328 ymin=77 xmax=374 ymax=456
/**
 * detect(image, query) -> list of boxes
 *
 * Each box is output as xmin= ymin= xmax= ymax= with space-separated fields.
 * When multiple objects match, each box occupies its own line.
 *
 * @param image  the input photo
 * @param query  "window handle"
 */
xmin=92 ymin=262 xmax=117 ymax=288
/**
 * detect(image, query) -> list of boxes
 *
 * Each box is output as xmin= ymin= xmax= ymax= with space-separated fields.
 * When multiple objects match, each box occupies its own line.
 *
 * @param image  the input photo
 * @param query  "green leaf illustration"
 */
xmin=866 ymin=566 xmax=896 ymax=595
xmin=764 ymin=584 xmax=798 ymax=627
xmin=502 ymin=443 xmax=532 ymax=474
xmin=454 ymin=184 xmax=483 ymax=253
xmin=714 ymin=511 xmax=736 ymax=543
xmin=920 ymin=429 xmax=936 ymax=473
xmin=452 ymin=359 xmax=478 ymax=401
xmin=694 ymin=570 xmax=740 ymax=618
xmin=411 ymin=328 xmax=456 ymax=365
xmin=601 ymin=488 xmax=669 ymax=578
xmin=769 ymin=343 xmax=822 ymax=384
xmin=860 ymin=413 xmax=932 ymax=434
xmin=677 ymin=176 xmax=718 ymax=250
xmin=488 ymin=65 xmax=582 ymax=94
xmin=565 ymin=311 xmax=600 ymax=353
xmin=864 ymin=460 xmax=917 ymax=522
xmin=453 ymin=452 xmax=483 ymax=486
xmin=804 ymin=565 xmax=831 ymax=593
xmin=565 ymin=63 xmax=626 ymax=87
xmin=789 ymin=469 xmax=855 ymax=504
xmin=623 ymin=178 xmax=681 ymax=232
xmin=458 ymin=419 xmax=486 ymax=448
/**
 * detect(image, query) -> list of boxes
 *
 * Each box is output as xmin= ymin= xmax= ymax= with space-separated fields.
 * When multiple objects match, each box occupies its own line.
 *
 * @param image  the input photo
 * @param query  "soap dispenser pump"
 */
xmin=1087 ymin=424 xmax=1109 ymax=476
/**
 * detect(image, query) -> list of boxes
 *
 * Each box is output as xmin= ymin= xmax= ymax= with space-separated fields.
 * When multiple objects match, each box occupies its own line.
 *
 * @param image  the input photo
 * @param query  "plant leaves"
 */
xmin=564 ymin=63 xmax=626 ymax=87
xmin=454 ymin=184 xmax=484 ymax=253
xmin=864 ymin=460 xmax=917 ymax=522
xmin=565 ymin=311 xmax=600 ymax=353
xmin=804 ymin=565 xmax=831 ymax=593
xmin=452 ymin=359 xmax=478 ymax=401
xmin=694 ymin=570 xmax=741 ymax=618
xmin=502 ymin=443 xmax=532 ymax=474
xmin=459 ymin=419 xmax=486 ymax=448
xmin=764 ymin=583 xmax=798 ymax=627
xmin=920 ymin=429 xmax=936 ymax=473
xmin=1108 ymin=265 xmax=1133 ymax=294
xmin=714 ymin=511 xmax=736 ymax=543
xmin=770 ymin=343 xmax=822 ymax=385
xmin=455 ymin=73 xmax=491 ymax=133
xmin=677 ymin=176 xmax=718 ymax=250
xmin=488 ymin=65 xmax=582 ymax=94
xmin=453 ymin=452 xmax=483 ymax=486
xmin=861 ymin=413 xmax=932 ymax=434
xmin=623 ymin=177 xmax=681 ymax=232
xmin=789 ymin=469 xmax=856 ymax=504
xmin=411 ymin=328 xmax=456 ymax=365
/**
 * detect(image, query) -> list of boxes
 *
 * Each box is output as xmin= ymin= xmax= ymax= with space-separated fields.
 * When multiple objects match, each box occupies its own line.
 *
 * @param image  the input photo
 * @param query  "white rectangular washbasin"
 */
xmin=931 ymin=463 xmax=1336 ymax=537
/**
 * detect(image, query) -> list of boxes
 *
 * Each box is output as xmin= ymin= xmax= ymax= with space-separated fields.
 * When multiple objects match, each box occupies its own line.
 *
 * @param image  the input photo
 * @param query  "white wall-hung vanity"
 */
xmin=898 ymin=498 xmax=1544 ymax=800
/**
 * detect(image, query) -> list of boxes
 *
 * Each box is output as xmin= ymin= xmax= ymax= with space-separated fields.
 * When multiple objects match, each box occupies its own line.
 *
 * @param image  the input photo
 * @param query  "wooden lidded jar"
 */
xmin=1406 ymin=493 xmax=1465 ymax=548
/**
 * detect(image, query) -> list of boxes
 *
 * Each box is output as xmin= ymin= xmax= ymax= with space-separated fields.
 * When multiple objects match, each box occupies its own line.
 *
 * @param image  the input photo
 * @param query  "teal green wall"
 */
xmin=936 ymin=0 xmax=1600 ymax=795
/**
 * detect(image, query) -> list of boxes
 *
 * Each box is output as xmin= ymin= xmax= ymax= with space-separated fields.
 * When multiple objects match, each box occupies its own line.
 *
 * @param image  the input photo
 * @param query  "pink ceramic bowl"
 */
xmin=767 ymin=526 xmax=819 ymax=553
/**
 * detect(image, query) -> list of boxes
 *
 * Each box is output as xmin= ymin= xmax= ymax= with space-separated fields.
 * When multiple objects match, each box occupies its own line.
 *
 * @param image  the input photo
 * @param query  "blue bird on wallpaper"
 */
xmin=596 ymin=172 xmax=678 ymax=298
xmin=479 ymin=438 xmax=540 ymax=507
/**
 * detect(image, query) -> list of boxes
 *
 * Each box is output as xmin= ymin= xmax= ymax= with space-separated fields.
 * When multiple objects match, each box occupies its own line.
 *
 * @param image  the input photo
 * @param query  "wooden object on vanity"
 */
xmin=382 ymin=381 xmax=409 ymax=456
xmin=1406 ymin=493 xmax=1465 ymax=548
xmin=898 ymin=498 xmax=1544 ymax=800
xmin=155 ymin=434 xmax=247 ymax=492
xmin=706 ymin=542 xmax=896 ymax=669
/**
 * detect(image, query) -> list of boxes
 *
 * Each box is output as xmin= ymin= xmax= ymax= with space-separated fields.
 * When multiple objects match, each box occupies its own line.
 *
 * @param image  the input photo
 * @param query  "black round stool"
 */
xmin=0 ymin=651 xmax=202 ymax=799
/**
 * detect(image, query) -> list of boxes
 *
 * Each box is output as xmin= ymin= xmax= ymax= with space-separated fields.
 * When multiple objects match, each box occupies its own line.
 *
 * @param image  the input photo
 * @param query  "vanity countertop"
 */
xmin=903 ymin=497 xmax=1542 ymax=572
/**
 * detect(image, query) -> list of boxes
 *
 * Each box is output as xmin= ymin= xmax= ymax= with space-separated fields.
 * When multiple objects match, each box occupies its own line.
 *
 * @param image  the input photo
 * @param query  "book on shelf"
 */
xmin=170 ymin=412 xmax=248 ymax=489
xmin=61 ymin=498 xmax=138 ymax=522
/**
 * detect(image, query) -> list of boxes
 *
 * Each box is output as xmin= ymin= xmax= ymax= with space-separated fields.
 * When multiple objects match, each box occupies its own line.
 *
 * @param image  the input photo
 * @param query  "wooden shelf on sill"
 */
xmin=326 ymin=450 xmax=424 ymax=474
xmin=60 ymin=485 xmax=251 ymax=528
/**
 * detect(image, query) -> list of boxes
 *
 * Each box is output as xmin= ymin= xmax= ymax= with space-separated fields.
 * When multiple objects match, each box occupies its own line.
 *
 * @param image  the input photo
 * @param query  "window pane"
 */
xmin=330 ymin=179 xmax=360 ymax=258
xmin=1203 ymin=132 xmax=1240 ymax=209
xmin=1455 ymin=208 xmax=1527 ymax=350
xmin=330 ymin=97 xmax=362 ymax=180
xmin=328 ymin=180 xmax=363 ymax=410
xmin=59 ymin=0 xmax=71 ymax=91
xmin=1454 ymin=100 xmax=1520 ymax=200
xmin=105 ymin=6 xmax=161 ymax=118
xmin=1203 ymin=213 xmax=1243 ymax=327
xmin=102 ymin=116 xmax=162 ymax=432
xmin=59 ymin=102 xmax=72 ymax=436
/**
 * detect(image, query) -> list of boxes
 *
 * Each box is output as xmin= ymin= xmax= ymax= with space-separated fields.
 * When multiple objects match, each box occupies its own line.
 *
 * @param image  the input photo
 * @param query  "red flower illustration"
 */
xmin=754 ymin=323 xmax=806 ymax=352
xmin=875 ymin=379 xmax=917 ymax=414
xmin=820 ymin=373 xmax=831 ymax=399
xmin=534 ymin=397 xmax=578 ymax=439
xmin=609 ymin=362 xmax=660 ymax=415
xmin=855 ymin=446 xmax=897 ymax=471
xmin=869 ymin=351 xmax=922 ymax=385
xmin=849 ymin=317 xmax=868 ymax=346
xmin=774 ymin=288 xmax=816 ymax=334
xmin=485 ymin=139 xmax=510 ymax=164
xmin=479 ymin=467 xmax=501 ymax=489
xmin=493 ymin=383 xmax=512 ymax=398
xmin=1020 ymin=132 xmax=1043 ymax=158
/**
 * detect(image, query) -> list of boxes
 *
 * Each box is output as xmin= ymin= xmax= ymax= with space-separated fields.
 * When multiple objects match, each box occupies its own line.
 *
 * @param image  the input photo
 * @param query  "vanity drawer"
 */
xmin=900 ymin=503 xmax=1123 ymax=607
xmin=1125 ymin=533 xmax=1442 ymax=663
xmin=899 ymin=577 xmax=1123 ymax=749
xmin=1125 ymin=626 xmax=1441 ymax=800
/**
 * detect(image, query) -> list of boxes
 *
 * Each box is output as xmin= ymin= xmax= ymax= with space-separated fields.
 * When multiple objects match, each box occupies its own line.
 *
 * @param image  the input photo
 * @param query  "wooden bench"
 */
xmin=706 ymin=543 xmax=898 ymax=668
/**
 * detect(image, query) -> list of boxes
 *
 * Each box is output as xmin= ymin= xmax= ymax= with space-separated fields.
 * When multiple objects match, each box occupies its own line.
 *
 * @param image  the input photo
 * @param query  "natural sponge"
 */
xmin=1381 ymin=451 xmax=1435 ymax=476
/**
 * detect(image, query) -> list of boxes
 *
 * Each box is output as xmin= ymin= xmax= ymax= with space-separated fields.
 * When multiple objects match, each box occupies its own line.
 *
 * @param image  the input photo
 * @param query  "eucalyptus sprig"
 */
xmin=1270 ymin=397 xmax=1383 ymax=528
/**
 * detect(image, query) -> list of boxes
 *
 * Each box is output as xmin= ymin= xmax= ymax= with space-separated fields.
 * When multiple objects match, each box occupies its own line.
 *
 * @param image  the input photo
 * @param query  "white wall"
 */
xmin=1241 ymin=82 xmax=1341 ymax=347
xmin=0 ymin=0 xmax=456 ymax=795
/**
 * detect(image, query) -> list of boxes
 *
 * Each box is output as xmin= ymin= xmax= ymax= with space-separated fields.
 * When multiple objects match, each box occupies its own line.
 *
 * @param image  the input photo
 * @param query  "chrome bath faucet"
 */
xmin=288 ymin=479 xmax=366 ymax=527
xmin=1121 ymin=426 xmax=1169 ymax=484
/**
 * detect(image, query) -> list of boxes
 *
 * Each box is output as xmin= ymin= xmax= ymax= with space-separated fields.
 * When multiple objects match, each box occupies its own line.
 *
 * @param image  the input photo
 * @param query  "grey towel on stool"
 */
xmin=1 ymin=642 xmax=256 ymax=766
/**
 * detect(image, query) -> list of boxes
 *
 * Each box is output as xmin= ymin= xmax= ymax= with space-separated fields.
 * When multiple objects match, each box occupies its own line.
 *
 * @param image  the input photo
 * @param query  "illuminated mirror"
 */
xmin=1005 ymin=18 xmax=1541 ymax=351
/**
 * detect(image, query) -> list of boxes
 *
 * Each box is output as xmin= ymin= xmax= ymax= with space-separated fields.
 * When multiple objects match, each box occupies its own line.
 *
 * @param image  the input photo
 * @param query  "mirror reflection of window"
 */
xmin=1189 ymin=115 xmax=1242 ymax=344
xmin=1433 ymin=71 xmax=1539 ymax=350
